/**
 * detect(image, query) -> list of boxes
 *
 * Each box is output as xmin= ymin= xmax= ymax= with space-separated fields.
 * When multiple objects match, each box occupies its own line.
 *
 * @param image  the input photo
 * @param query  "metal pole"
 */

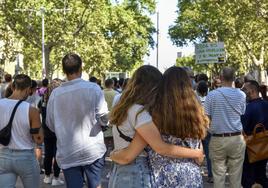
xmin=156 ymin=12 xmax=159 ymax=69
xmin=41 ymin=7 xmax=46 ymax=78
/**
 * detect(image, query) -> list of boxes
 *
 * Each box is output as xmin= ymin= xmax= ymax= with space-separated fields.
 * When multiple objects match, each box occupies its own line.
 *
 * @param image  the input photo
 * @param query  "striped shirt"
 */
xmin=204 ymin=87 xmax=246 ymax=134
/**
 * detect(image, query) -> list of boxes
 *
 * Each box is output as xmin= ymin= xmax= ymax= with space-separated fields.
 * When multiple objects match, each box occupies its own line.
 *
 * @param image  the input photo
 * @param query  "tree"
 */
xmin=169 ymin=0 xmax=268 ymax=81
xmin=0 ymin=0 xmax=156 ymax=79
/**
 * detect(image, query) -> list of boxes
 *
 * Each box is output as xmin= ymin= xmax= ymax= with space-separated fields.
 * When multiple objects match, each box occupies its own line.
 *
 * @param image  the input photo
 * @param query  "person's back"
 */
xmin=241 ymin=81 xmax=268 ymax=188
xmin=148 ymin=135 xmax=201 ymax=187
xmin=0 ymin=99 xmax=34 ymax=149
xmin=46 ymin=53 xmax=108 ymax=188
xmin=103 ymin=79 xmax=118 ymax=111
xmin=242 ymin=98 xmax=268 ymax=134
xmin=148 ymin=67 xmax=208 ymax=187
xmin=0 ymin=74 xmax=43 ymax=188
xmin=204 ymin=67 xmax=246 ymax=188
xmin=47 ymin=79 xmax=107 ymax=168
xmin=206 ymin=87 xmax=245 ymax=133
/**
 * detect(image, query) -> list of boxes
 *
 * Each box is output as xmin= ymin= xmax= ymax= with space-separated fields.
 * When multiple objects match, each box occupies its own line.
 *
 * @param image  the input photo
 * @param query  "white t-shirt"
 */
xmin=46 ymin=78 xmax=108 ymax=169
xmin=112 ymin=104 xmax=152 ymax=156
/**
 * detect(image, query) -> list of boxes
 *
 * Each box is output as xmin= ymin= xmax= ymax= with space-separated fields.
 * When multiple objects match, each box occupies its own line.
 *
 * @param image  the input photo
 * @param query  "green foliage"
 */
xmin=169 ymin=0 xmax=268 ymax=78
xmin=0 ymin=0 xmax=156 ymax=79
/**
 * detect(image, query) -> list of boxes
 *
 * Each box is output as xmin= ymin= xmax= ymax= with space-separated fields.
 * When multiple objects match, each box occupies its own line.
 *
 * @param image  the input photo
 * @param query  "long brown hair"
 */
xmin=153 ymin=66 xmax=208 ymax=140
xmin=110 ymin=65 xmax=162 ymax=126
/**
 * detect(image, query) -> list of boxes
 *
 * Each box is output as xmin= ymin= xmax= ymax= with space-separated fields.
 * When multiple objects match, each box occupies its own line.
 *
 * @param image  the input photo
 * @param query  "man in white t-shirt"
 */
xmin=46 ymin=53 xmax=108 ymax=188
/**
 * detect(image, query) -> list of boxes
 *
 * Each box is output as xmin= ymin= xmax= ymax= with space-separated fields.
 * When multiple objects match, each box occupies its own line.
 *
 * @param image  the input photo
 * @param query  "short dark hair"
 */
xmin=197 ymin=73 xmax=208 ymax=83
xmin=235 ymin=77 xmax=244 ymax=88
xmin=14 ymin=74 xmax=31 ymax=90
xmin=221 ymin=67 xmax=235 ymax=82
xmin=62 ymin=53 xmax=82 ymax=75
xmin=247 ymin=80 xmax=260 ymax=93
xmin=105 ymin=79 xmax=114 ymax=88
xmin=119 ymin=78 xmax=125 ymax=87
xmin=197 ymin=81 xmax=208 ymax=96
xmin=89 ymin=76 xmax=97 ymax=83
xmin=111 ymin=77 xmax=118 ymax=87
xmin=42 ymin=78 xmax=49 ymax=87
xmin=31 ymin=80 xmax=38 ymax=89
xmin=4 ymin=73 xmax=12 ymax=82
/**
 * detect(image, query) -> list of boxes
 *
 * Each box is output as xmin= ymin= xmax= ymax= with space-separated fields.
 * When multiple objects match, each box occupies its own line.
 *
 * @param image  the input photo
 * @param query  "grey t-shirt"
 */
xmin=112 ymin=104 xmax=152 ymax=155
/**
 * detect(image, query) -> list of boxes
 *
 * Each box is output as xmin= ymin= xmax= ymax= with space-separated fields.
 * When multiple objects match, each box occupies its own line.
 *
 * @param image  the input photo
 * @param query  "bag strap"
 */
xmin=116 ymin=126 xmax=133 ymax=142
xmin=7 ymin=100 xmax=24 ymax=126
xmin=216 ymin=89 xmax=241 ymax=115
xmin=253 ymin=123 xmax=266 ymax=136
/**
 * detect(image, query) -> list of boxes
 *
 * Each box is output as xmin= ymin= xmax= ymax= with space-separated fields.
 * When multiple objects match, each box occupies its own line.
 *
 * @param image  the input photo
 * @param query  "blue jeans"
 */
xmin=63 ymin=156 xmax=105 ymax=188
xmin=108 ymin=157 xmax=152 ymax=188
xmin=0 ymin=148 xmax=40 ymax=188
xmin=202 ymin=132 xmax=212 ymax=178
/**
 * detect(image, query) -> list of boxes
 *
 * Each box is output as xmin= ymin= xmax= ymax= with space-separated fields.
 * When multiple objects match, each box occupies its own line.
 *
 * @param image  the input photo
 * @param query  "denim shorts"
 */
xmin=108 ymin=157 xmax=152 ymax=188
xmin=0 ymin=148 xmax=40 ymax=188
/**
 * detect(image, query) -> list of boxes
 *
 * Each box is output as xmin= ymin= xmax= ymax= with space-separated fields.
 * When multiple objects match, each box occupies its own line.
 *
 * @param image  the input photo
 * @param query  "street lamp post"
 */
xmin=41 ymin=7 xmax=46 ymax=78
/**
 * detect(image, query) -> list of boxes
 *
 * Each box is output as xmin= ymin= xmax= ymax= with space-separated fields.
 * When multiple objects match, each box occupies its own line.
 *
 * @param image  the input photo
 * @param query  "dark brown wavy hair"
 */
xmin=152 ymin=66 xmax=208 ymax=140
xmin=110 ymin=65 xmax=162 ymax=126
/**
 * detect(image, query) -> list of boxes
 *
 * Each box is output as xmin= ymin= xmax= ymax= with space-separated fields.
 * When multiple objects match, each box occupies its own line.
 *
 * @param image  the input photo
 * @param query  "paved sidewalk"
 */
xmin=15 ymin=161 xmax=218 ymax=188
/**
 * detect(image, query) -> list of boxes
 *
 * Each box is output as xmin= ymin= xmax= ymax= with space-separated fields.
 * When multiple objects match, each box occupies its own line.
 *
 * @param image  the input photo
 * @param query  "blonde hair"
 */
xmin=153 ymin=67 xmax=209 ymax=140
xmin=110 ymin=65 xmax=162 ymax=126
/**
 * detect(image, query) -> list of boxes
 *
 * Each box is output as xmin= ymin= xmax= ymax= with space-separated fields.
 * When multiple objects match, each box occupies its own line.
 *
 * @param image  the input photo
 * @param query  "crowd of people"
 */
xmin=0 ymin=53 xmax=268 ymax=188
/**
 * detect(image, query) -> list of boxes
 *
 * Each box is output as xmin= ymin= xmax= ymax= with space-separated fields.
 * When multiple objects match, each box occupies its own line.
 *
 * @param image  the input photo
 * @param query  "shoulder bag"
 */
xmin=243 ymin=123 xmax=268 ymax=163
xmin=0 ymin=100 xmax=23 ymax=146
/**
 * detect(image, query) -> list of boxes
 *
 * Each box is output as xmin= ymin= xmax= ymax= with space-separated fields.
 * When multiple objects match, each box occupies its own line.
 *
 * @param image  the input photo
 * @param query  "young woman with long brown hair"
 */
xmin=110 ymin=66 xmax=208 ymax=187
xmin=108 ymin=65 xmax=205 ymax=188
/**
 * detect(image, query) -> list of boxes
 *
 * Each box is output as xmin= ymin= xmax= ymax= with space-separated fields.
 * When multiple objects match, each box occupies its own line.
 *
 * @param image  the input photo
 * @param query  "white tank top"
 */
xmin=0 ymin=98 xmax=34 ymax=150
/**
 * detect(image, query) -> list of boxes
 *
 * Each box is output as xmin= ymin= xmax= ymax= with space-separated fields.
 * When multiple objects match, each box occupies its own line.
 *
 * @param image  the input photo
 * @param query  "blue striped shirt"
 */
xmin=204 ymin=87 xmax=246 ymax=134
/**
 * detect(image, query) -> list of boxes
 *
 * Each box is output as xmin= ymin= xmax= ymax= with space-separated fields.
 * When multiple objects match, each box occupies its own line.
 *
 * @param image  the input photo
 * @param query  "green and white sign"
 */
xmin=195 ymin=42 xmax=225 ymax=64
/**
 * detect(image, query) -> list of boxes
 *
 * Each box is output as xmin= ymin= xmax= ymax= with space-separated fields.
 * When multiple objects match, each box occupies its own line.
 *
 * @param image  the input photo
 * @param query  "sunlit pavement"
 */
xmin=16 ymin=160 xmax=268 ymax=188
xmin=15 ymin=160 xmax=225 ymax=188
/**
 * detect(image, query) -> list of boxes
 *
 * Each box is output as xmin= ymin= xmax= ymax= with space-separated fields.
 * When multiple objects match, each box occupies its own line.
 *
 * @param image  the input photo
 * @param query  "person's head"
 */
xmin=89 ymin=76 xmax=97 ymax=83
xmin=197 ymin=80 xmax=208 ymax=97
xmin=212 ymin=78 xmax=221 ymax=89
xmin=29 ymin=80 xmax=38 ymax=95
xmin=118 ymin=78 xmax=125 ymax=88
xmin=62 ymin=53 xmax=82 ymax=77
xmin=4 ymin=73 xmax=12 ymax=83
xmin=42 ymin=78 xmax=49 ymax=87
xmin=196 ymin=73 xmax=209 ymax=83
xmin=234 ymin=77 xmax=244 ymax=89
xmin=110 ymin=65 xmax=162 ymax=126
xmin=153 ymin=67 xmax=208 ymax=140
xmin=105 ymin=79 xmax=114 ymax=89
xmin=96 ymin=79 xmax=102 ymax=89
xmin=182 ymin=66 xmax=195 ymax=87
xmin=111 ymin=77 xmax=118 ymax=89
xmin=12 ymin=74 xmax=32 ymax=99
xmin=242 ymin=80 xmax=260 ymax=101
xmin=43 ymin=78 xmax=63 ymax=103
xmin=220 ymin=67 xmax=235 ymax=83
xmin=4 ymin=82 xmax=14 ymax=98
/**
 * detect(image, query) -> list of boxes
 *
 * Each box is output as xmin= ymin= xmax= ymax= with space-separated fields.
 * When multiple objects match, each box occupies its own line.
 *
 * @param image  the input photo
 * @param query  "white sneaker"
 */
xmin=43 ymin=175 xmax=52 ymax=184
xmin=52 ymin=177 xmax=65 ymax=186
